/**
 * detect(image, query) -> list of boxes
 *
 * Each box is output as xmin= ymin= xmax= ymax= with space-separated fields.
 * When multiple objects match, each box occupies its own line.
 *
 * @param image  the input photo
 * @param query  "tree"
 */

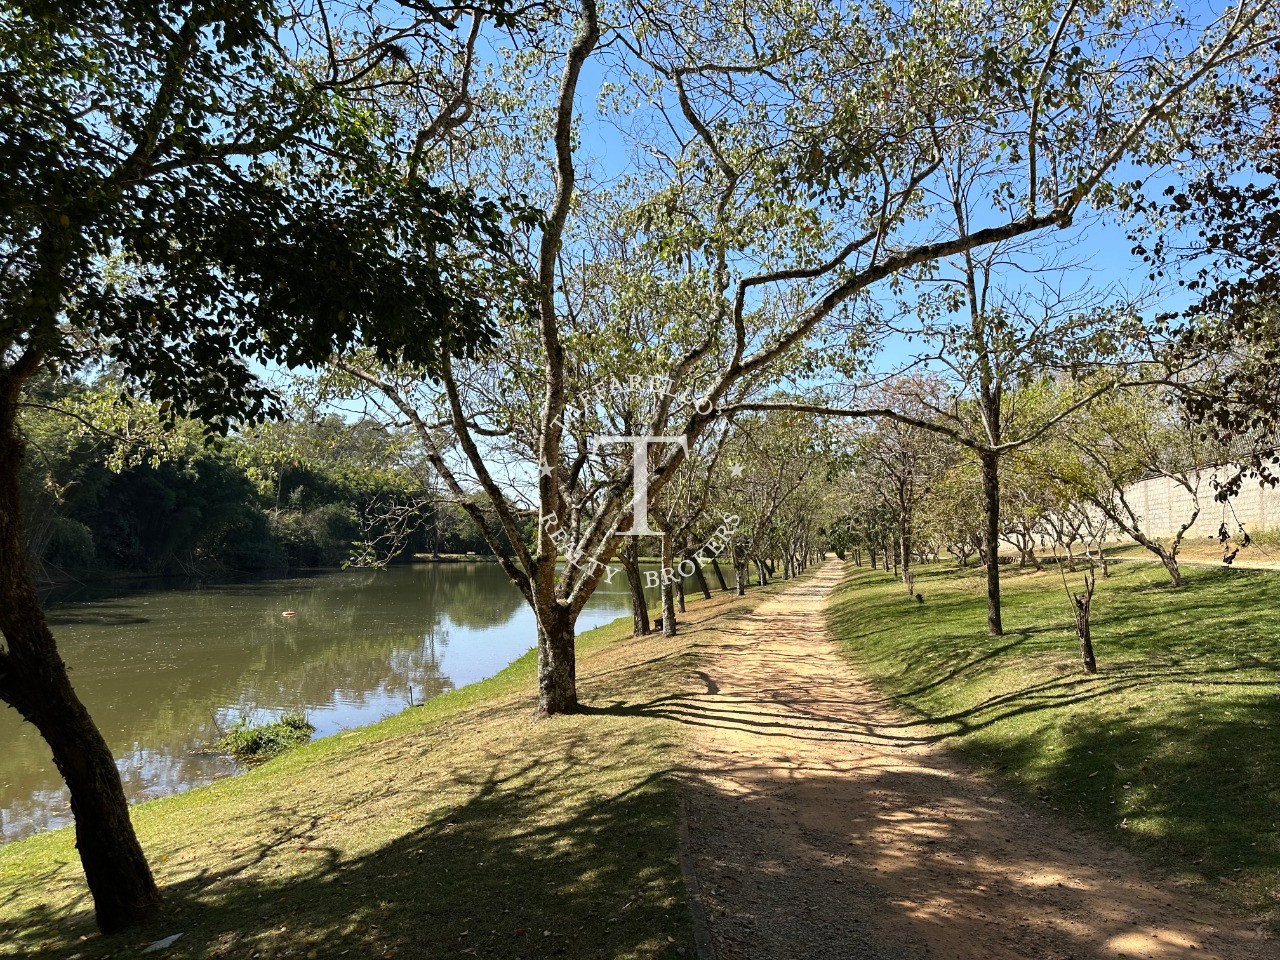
xmin=917 ymin=460 xmax=985 ymax=568
xmin=1046 ymin=386 xmax=1230 ymax=586
xmin=848 ymin=381 xmax=952 ymax=591
xmin=1140 ymin=58 xmax=1280 ymax=475
xmin=710 ymin=1 xmax=1274 ymax=634
xmin=748 ymin=277 xmax=1151 ymax=634
xmin=653 ymin=428 xmax=731 ymax=630
xmin=1054 ymin=551 xmax=1100 ymax=673
xmin=333 ymin=0 xmax=1273 ymax=712
xmin=0 ymin=0 xmax=506 ymax=933
xmin=710 ymin=411 xmax=834 ymax=593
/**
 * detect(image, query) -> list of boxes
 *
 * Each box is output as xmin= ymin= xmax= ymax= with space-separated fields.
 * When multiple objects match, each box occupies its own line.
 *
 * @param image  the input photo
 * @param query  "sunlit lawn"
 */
xmin=0 ymin=581 xmax=797 ymax=959
xmin=828 ymin=559 xmax=1280 ymax=924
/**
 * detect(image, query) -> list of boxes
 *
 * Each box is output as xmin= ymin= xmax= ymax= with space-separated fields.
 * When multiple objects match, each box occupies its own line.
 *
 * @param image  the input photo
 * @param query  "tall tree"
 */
xmin=710 ymin=1 xmax=1273 ymax=635
xmin=337 ymin=0 xmax=1273 ymax=709
xmin=1139 ymin=59 xmax=1280 ymax=486
xmin=0 ymin=0 xmax=506 ymax=932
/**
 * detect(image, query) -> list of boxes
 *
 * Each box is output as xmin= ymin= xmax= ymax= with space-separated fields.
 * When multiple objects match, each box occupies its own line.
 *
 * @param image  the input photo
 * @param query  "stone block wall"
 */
xmin=1120 ymin=466 xmax=1280 ymax=540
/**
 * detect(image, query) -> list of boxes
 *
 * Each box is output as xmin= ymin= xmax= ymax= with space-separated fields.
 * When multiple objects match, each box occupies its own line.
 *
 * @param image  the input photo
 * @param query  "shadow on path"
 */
xmin=663 ymin=563 xmax=1275 ymax=960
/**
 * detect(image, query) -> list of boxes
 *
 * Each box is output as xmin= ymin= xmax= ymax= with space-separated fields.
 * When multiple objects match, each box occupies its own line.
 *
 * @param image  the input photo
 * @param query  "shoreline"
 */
xmin=34 ymin=553 xmax=505 ymax=590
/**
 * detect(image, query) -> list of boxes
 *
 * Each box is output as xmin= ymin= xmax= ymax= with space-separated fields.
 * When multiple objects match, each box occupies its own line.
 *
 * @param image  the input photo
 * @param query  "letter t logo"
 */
xmin=595 ymin=435 xmax=689 ymax=536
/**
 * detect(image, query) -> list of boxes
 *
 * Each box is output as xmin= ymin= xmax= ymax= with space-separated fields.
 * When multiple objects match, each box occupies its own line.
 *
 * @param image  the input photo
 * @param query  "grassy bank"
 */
xmin=0 ymin=581 xmax=794 ymax=959
xmin=827 ymin=560 xmax=1280 ymax=924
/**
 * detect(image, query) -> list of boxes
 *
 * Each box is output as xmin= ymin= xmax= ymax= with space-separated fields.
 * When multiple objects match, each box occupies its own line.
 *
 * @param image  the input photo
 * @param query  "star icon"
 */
xmin=728 ymin=462 xmax=745 ymax=479
xmin=539 ymin=462 xmax=553 ymax=478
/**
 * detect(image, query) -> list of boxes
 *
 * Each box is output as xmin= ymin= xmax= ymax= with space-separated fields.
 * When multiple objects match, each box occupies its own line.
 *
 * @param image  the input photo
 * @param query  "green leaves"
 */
xmin=1 ymin=0 xmax=519 ymax=435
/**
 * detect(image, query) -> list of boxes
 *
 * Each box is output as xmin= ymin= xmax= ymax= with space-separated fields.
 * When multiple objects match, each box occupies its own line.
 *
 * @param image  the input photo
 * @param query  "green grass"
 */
xmin=827 ymin=560 xmax=1280 ymax=924
xmin=0 ymin=579 xmax=799 ymax=960
xmin=218 ymin=712 xmax=315 ymax=761
xmin=1104 ymin=535 xmax=1280 ymax=570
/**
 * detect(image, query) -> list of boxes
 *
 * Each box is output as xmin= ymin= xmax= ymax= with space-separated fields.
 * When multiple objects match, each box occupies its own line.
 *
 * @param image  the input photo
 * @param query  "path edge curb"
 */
xmin=677 ymin=792 xmax=716 ymax=960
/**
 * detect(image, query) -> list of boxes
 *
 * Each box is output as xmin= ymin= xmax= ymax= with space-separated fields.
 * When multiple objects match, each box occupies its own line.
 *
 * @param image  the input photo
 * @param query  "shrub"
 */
xmin=219 ymin=711 xmax=315 ymax=761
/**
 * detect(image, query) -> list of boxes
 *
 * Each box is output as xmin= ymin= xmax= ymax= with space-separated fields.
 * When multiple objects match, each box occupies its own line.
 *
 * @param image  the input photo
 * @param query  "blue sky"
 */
xmin=296 ymin=0 xmax=1259 ymax=414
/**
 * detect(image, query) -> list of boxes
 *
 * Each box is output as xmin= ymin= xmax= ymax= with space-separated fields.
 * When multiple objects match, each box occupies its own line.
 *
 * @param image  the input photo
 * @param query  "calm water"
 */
xmin=0 ymin=563 xmax=650 ymax=843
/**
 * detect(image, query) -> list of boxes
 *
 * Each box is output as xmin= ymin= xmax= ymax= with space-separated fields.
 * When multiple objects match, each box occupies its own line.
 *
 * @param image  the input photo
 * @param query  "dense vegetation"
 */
xmin=20 ymin=378 xmax=495 ymax=581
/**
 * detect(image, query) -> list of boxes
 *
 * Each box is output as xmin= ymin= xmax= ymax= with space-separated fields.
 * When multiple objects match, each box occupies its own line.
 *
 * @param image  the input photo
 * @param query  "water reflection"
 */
xmin=1 ymin=563 xmax=644 ymax=842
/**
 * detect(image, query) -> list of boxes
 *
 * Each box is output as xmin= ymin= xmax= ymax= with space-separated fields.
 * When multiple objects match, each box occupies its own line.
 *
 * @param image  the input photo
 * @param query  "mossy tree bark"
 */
xmin=535 ymin=600 xmax=578 ymax=714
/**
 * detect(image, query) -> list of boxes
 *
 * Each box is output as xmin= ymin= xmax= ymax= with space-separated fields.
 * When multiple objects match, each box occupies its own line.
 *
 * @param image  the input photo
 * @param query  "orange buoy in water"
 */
xmin=282 ymin=610 xmax=297 ymax=618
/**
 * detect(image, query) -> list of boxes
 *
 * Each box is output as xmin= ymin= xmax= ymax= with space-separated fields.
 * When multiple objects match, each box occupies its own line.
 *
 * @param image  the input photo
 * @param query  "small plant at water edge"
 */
xmin=219 ymin=711 xmax=315 ymax=761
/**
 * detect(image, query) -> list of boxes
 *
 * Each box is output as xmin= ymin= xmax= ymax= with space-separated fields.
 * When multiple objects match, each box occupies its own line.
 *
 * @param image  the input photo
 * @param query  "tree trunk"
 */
xmin=1128 ymin=525 xmax=1185 ymax=588
xmin=709 ymin=556 xmax=728 ymax=591
xmin=1072 ymin=573 xmax=1098 ymax=674
xmin=1078 ymin=619 xmax=1098 ymax=673
xmin=899 ymin=516 xmax=911 ymax=586
xmin=535 ymin=601 xmax=578 ymax=713
xmin=620 ymin=541 xmax=649 ymax=636
xmin=979 ymin=449 xmax=1004 ymax=636
xmin=24 ymin=692 xmax=164 ymax=931
xmin=688 ymin=552 xmax=712 ymax=600
xmin=1017 ymin=532 xmax=1044 ymax=571
xmin=0 ymin=390 xmax=162 ymax=934
xmin=660 ymin=534 xmax=677 ymax=636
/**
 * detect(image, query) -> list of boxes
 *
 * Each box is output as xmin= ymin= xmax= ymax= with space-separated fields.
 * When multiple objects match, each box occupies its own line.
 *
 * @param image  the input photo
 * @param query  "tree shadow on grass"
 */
xmin=593 ymin=578 xmax=1280 ymax=924
xmin=0 ymin=731 xmax=696 ymax=960
xmin=0 ymin=584 xmax=786 ymax=960
xmin=968 ymin=691 xmax=1280 ymax=915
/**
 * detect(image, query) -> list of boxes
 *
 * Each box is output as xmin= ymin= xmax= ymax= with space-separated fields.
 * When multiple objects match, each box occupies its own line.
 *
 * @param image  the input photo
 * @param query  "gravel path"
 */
xmin=678 ymin=562 xmax=1275 ymax=960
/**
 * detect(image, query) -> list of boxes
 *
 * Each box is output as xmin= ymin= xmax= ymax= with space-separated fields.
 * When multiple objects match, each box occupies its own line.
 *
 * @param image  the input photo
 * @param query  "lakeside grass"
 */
xmin=0 ymin=581 xmax=794 ymax=960
xmin=827 ymin=560 xmax=1280 ymax=924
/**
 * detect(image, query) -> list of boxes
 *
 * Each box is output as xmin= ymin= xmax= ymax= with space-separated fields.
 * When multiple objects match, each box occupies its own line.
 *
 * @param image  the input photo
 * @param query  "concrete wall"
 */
xmin=1119 ymin=466 xmax=1280 ymax=540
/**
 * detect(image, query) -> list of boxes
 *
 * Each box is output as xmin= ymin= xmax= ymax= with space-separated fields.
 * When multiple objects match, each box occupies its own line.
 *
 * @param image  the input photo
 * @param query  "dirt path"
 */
xmin=678 ymin=562 xmax=1275 ymax=960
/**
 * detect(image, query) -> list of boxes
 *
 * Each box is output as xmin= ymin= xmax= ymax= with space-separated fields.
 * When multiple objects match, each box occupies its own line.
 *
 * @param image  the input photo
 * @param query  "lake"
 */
xmin=0 ymin=563 xmax=654 ymax=843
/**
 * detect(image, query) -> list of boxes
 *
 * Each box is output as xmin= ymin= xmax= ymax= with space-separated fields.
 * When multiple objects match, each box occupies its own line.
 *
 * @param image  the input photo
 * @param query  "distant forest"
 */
xmin=21 ymin=376 xmax=494 ymax=580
